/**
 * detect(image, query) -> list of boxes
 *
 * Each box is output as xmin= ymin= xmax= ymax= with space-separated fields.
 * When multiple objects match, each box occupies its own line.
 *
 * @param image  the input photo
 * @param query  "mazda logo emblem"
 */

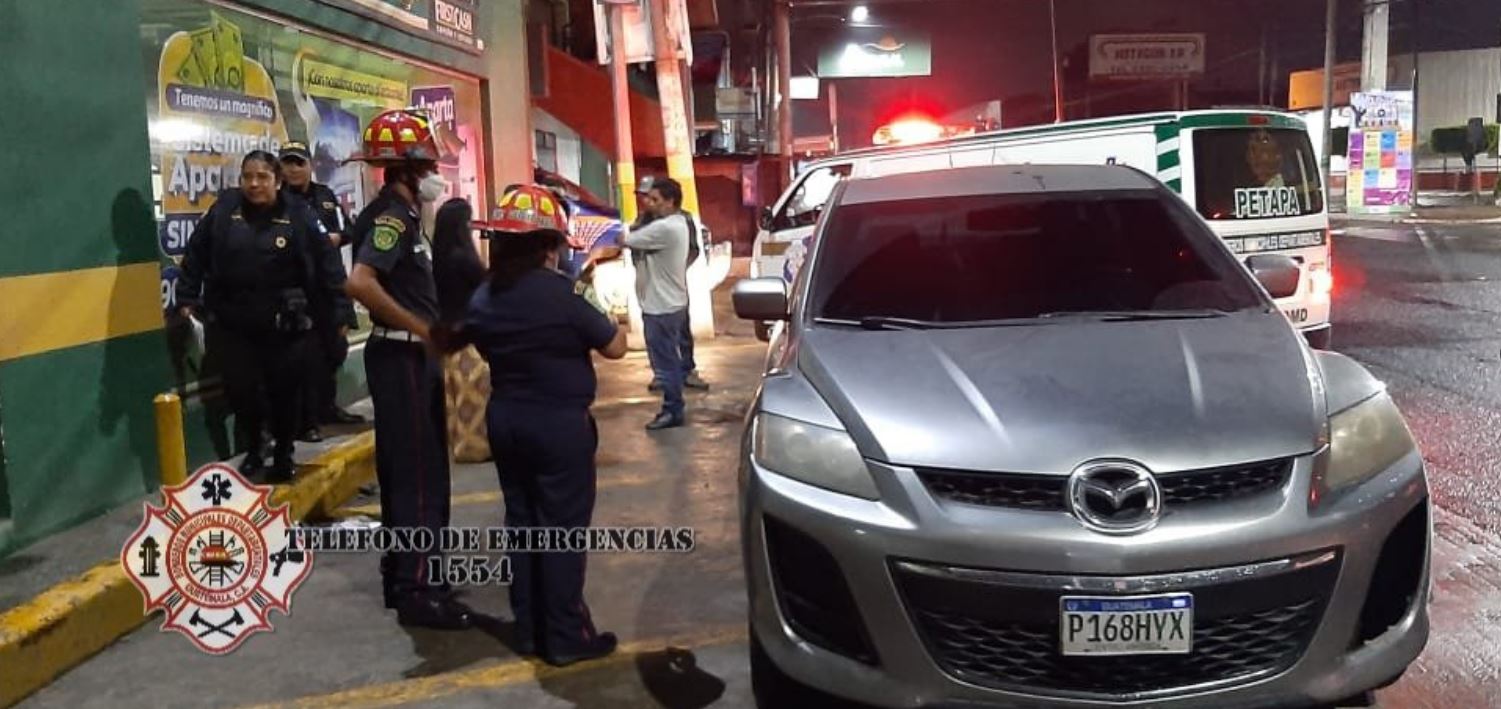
xmin=1066 ymin=460 xmax=1162 ymax=535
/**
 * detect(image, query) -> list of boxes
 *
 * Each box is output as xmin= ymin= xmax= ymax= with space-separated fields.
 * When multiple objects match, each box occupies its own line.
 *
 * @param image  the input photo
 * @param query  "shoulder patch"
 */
xmin=372 ymin=225 xmax=401 ymax=251
xmin=374 ymin=215 xmax=407 ymax=233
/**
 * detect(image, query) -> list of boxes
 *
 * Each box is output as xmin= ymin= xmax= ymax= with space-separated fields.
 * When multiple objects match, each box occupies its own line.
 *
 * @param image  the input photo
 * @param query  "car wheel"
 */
xmin=1305 ymin=327 xmax=1333 ymax=350
xmin=750 ymin=631 xmax=863 ymax=708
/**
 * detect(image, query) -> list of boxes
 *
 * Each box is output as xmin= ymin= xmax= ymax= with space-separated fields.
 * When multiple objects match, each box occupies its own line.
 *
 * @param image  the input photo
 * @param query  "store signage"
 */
xmin=817 ymin=29 xmax=932 ymax=79
xmin=1090 ymin=34 xmax=1205 ymax=80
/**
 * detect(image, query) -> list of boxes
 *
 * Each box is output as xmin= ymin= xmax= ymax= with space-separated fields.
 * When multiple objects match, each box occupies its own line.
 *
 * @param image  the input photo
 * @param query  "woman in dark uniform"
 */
xmin=438 ymin=184 xmax=626 ymax=666
xmin=176 ymin=150 xmax=350 ymax=481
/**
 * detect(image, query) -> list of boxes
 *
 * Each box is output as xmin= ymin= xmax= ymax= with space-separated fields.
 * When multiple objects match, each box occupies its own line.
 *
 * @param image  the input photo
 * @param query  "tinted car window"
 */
xmin=810 ymin=189 xmax=1264 ymax=323
xmin=1194 ymin=127 xmax=1324 ymax=220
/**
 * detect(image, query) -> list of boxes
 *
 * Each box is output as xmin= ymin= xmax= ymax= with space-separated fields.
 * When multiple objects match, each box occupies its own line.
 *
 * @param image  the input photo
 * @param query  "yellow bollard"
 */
xmin=154 ymin=393 xmax=187 ymax=487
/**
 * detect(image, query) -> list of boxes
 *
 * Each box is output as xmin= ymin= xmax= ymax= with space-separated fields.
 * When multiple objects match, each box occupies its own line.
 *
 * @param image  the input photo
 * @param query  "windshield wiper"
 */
xmin=812 ymin=316 xmax=938 ymax=330
xmin=1037 ymin=309 xmax=1230 ymax=322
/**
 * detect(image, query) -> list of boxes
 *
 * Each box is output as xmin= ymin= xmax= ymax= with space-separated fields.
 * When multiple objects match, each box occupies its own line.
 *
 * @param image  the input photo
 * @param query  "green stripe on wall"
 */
xmin=0 ymin=0 xmax=157 ymax=279
xmin=0 ymin=330 xmax=171 ymax=557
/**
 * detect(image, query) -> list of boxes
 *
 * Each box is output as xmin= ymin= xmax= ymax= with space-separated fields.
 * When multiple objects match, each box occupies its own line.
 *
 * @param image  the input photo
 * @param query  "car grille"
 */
xmin=894 ymin=552 xmax=1339 ymax=698
xmin=918 ymin=459 xmax=1292 ymax=511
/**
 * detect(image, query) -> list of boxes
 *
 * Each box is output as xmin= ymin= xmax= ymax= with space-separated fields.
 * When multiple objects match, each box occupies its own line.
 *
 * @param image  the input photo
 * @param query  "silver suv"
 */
xmin=733 ymin=165 xmax=1429 ymax=708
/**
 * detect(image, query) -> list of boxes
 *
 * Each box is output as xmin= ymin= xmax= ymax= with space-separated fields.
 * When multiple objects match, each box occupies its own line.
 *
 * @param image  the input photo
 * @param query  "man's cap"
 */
xmin=635 ymin=175 xmax=660 ymax=195
xmin=279 ymin=142 xmax=312 ymax=161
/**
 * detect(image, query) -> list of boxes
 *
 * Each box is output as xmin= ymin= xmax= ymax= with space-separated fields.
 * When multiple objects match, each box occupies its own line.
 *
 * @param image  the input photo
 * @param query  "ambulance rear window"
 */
xmin=1194 ymin=128 xmax=1324 ymax=221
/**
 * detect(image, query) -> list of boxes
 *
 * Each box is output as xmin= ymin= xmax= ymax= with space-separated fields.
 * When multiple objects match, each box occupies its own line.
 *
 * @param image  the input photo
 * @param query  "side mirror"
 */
xmin=1246 ymin=254 xmax=1301 ymax=299
xmin=760 ymin=206 xmax=774 ymax=231
xmin=733 ymin=277 xmax=790 ymax=322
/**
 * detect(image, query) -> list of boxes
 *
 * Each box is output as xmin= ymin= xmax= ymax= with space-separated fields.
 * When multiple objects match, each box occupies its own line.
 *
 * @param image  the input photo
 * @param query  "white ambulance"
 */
xmin=752 ymin=110 xmax=1334 ymax=348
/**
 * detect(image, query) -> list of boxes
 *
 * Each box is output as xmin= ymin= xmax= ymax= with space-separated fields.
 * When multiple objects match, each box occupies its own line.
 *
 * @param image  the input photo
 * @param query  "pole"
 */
xmin=1050 ymin=0 xmax=1064 ymax=122
xmin=1321 ymin=0 xmax=1338 ymax=203
xmin=775 ymin=0 xmax=794 ymax=182
xmin=647 ymin=0 xmax=700 ymax=215
xmin=608 ymin=2 xmax=637 ymax=225
xmin=647 ymin=0 xmax=713 ymax=338
xmin=829 ymin=82 xmax=840 ymax=153
xmin=1259 ymin=20 xmax=1268 ymax=106
xmin=154 ymin=393 xmax=186 ymax=487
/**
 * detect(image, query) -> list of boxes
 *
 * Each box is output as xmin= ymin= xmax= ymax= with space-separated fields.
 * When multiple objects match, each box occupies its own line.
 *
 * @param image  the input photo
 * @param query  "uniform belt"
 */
xmin=370 ymin=326 xmax=420 ymax=343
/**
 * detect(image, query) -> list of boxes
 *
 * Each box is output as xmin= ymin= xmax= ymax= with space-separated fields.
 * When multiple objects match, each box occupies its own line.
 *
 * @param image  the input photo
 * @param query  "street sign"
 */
xmin=1089 ymin=34 xmax=1205 ymax=81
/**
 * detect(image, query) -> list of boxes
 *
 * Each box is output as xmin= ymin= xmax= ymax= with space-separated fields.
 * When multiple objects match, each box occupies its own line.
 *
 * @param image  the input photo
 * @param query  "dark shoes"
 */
xmin=298 ymin=426 xmax=324 ymax=443
xmin=543 ymin=632 xmax=618 ymax=667
xmin=645 ymin=412 xmax=685 ymax=431
xmin=322 ymin=407 xmax=367 ymax=425
xmin=396 ymin=595 xmax=474 ymax=630
xmin=648 ymin=372 xmax=710 ymax=392
xmin=264 ymin=458 xmax=296 ymax=484
xmin=238 ymin=453 xmax=265 ymax=476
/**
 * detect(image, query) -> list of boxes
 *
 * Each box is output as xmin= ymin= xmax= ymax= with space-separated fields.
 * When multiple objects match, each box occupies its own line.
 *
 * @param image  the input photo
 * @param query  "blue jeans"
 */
xmin=643 ymin=309 xmax=688 ymax=419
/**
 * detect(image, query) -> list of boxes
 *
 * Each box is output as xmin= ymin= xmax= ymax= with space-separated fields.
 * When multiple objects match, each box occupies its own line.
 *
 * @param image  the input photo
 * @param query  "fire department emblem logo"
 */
xmin=121 ymin=463 xmax=312 ymax=654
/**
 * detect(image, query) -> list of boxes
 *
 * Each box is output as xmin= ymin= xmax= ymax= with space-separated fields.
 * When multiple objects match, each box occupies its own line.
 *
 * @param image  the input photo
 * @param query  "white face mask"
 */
xmin=417 ymin=173 xmax=447 ymax=203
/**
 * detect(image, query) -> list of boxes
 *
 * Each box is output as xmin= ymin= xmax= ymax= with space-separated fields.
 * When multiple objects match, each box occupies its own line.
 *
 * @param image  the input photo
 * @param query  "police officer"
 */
xmin=176 ymin=150 xmax=350 ymax=482
xmin=440 ymin=184 xmax=627 ymax=665
xmin=344 ymin=109 xmax=471 ymax=630
xmin=278 ymin=141 xmax=363 ymax=443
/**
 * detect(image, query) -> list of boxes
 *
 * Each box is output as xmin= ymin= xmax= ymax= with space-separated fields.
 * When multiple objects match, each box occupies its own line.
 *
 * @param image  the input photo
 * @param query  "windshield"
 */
xmin=809 ymin=190 xmax=1264 ymax=324
xmin=1194 ymin=127 xmax=1325 ymax=221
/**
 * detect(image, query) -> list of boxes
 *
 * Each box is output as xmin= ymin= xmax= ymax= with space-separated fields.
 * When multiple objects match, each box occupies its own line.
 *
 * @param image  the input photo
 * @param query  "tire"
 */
xmin=1304 ymin=327 xmax=1332 ymax=351
xmin=750 ymin=632 xmax=864 ymax=708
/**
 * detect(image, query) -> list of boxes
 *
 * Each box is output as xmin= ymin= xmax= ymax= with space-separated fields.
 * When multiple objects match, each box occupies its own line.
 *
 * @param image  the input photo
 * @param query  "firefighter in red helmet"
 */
xmin=343 ymin=108 xmax=472 ymax=629
xmin=436 ymin=184 xmax=626 ymax=664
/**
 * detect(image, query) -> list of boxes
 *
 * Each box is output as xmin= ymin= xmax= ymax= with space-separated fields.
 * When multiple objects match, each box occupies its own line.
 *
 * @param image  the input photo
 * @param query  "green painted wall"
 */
xmin=0 ymin=334 xmax=170 ymax=558
xmin=0 ymin=1 xmax=173 ymax=559
xmin=0 ymin=1 xmax=162 ymax=280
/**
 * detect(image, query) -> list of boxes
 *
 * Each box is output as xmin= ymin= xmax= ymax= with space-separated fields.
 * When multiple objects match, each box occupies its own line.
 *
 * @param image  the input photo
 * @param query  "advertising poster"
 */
xmin=143 ymin=0 xmax=488 ymax=396
xmin=1346 ymin=91 xmax=1414 ymax=214
xmin=310 ymin=0 xmax=480 ymax=53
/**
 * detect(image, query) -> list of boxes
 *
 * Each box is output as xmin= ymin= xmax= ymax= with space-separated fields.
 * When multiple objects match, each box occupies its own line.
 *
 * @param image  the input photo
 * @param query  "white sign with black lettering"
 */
xmin=1233 ymin=187 xmax=1304 ymax=219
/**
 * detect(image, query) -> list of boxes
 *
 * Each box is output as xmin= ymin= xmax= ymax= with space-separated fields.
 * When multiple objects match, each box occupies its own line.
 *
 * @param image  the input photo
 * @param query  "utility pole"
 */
xmin=1321 ymin=0 xmax=1338 ymax=201
xmin=775 ymin=0 xmax=794 ymax=185
xmin=1050 ymin=0 xmax=1064 ymax=122
xmin=647 ymin=0 xmax=714 ymax=338
xmin=1361 ymin=0 xmax=1391 ymax=91
xmin=647 ymin=0 xmax=700 ymax=216
xmin=606 ymin=0 xmax=637 ymax=225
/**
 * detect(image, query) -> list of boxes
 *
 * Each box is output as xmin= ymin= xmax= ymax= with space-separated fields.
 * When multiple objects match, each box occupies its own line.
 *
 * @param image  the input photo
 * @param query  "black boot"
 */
xmin=543 ymin=632 xmax=618 ymax=667
xmin=266 ymin=456 xmax=295 ymax=484
xmin=396 ymin=595 xmax=474 ymax=630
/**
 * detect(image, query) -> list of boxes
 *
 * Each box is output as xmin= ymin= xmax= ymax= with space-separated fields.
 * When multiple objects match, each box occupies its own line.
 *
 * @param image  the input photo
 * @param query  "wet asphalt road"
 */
xmin=1333 ymin=218 xmax=1501 ymax=708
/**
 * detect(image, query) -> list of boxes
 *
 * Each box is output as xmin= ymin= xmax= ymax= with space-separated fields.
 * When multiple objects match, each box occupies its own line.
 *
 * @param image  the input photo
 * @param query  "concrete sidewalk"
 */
xmin=0 ymin=392 xmax=381 ymax=707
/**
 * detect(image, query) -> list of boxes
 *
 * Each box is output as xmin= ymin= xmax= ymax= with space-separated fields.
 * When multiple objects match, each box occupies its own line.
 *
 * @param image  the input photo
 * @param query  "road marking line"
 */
xmin=238 ymin=625 xmax=747 ymax=709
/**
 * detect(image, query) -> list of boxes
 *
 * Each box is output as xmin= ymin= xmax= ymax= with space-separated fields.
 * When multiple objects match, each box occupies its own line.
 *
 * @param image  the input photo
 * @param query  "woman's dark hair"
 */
xmin=433 ymin=198 xmax=487 ymax=323
xmin=489 ymin=229 xmax=565 ymax=293
xmin=242 ymin=150 xmax=281 ymax=178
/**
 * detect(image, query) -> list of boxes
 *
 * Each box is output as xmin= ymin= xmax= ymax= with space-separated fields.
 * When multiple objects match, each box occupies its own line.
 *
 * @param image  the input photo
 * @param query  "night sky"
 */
xmin=788 ymin=0 xmax=1501 ymax=146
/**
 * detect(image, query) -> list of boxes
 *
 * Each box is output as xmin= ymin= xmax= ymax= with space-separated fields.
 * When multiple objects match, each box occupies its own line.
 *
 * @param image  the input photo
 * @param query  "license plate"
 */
xmin=1060 ymin=593 xmax=1193 ymax=656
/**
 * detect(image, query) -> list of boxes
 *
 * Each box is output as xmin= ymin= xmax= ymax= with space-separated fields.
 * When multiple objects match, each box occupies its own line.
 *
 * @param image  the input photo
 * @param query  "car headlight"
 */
xmin=753 ymin=413 xmax=880 ymax=500
xmin=1324 ymin=390 xmax=1417 ymax=491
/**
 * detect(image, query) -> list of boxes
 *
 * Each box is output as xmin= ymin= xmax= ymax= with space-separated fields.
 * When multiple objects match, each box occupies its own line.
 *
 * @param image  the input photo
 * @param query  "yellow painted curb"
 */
xmin=0 ymin=433 xmax=376 ymax=708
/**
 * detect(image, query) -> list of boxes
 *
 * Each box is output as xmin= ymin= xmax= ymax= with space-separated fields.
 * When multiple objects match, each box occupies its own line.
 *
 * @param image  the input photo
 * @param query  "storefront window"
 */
xmin=142 ymin=0 xmax=488 ymax=390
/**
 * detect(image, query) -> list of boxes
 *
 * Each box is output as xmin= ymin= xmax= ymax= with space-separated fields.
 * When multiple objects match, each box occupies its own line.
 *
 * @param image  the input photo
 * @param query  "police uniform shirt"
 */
xmin=463 ymin=269 xmax=618 ymax=408
xmin=353 ymin=189 xmax=440 ymax=329
xmin=284 ymin=182 xmax=349 ymax=236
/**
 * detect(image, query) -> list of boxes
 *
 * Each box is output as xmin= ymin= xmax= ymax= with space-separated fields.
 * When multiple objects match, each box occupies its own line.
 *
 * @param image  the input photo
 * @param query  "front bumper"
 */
xmin=741 ymin=450 xmax=1430 ymax=708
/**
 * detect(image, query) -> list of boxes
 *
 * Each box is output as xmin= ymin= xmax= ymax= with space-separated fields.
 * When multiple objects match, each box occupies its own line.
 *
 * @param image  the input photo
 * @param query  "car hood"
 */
xmin=796 ymin=312 xmax=1321 ymax=474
